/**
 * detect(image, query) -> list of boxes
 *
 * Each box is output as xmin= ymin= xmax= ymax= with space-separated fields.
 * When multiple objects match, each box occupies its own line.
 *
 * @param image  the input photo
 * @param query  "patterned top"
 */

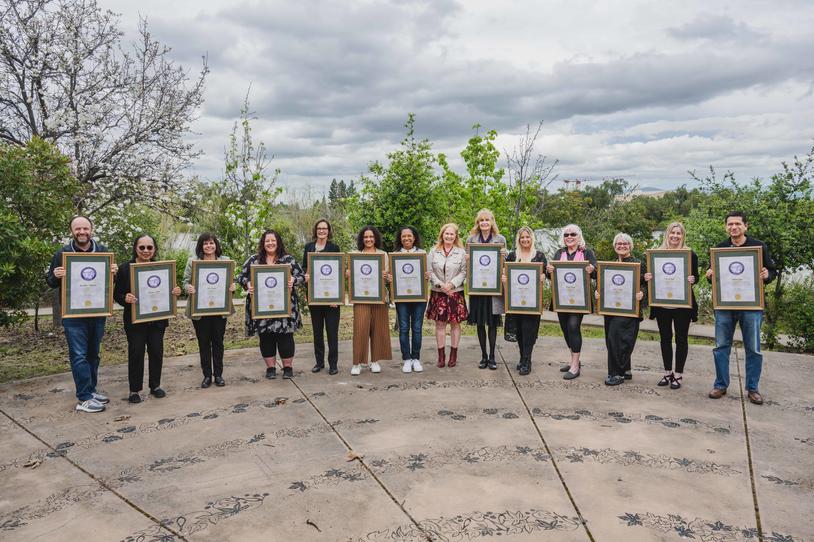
xmin=237 ymin=253 xmax=305 ymax=335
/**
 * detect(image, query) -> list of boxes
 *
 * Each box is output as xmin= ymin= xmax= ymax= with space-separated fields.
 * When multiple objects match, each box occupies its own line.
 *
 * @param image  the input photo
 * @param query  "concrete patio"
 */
xmin=0 ymin=335 xmax=811 ymax=541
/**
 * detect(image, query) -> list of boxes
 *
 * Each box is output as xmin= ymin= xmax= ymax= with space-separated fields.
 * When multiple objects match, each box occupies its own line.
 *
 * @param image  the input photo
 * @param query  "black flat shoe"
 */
xmin=670 ymin=376 xmax=682 ymax=390
xmin=150 ymin=388 xmax=166 ymax=398
xmin=488 ymin=356 xmax=497 ymax=370
xmin=266 ymin=367 xmax=277 ymax=380
xmin=214 ymin=376 xmax=225 ymax=387
xmin=605 ymin=375 xmax=625 ymax=386
xmin=563 ymin=368 xmax=580 ymax=380
xmin=283 ymin=367 xmax=293 ymax=379
xmin=657 ymin=374 xmax=673 ymax=387
xmin=559 ymin=364 xmax=571 ymax=372
xmin=478 ymin=357 xmax=488 ymax=369
xmin=519 ymin=362 xmax=531 ymax=376
xmin=624 ymin=371 xmax=633 ymax=380
xmin=201 ymin=377 xmax=212 ymax=388
xmin=328 ymin=367 xmax=338 ymax=375
xmin=312 ymin=365 xmax=323 ymax=373
xmin=128 ymin=393 xmax=141 ymax=404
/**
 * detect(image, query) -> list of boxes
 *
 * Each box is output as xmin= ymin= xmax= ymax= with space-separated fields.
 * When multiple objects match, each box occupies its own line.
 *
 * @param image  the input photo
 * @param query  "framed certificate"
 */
xmin=250 ymin=264 xmax=291 ymax=318
xmin=61 ymin=252 xmax=115 ymax=318
xmin=597 ymin=261 xmax=641 ymax=317
xmin=504 ymin=263 xmax=542 ymax=314
xmin=647 ymin=249 xmax=691 ymax=308
xmin=550 ymin=261 xmax=592 ymax=314
xmin=390 ymin=252 xmax=429 ymax=302
xmin=307 ymin=252 xmax=345 ymax=305
xmin=348 ymin=253 xmax=386 ymax=304
xmin=467 ymin=243 xmax=503 ymax=295
xmin=190 ymin=260 xmax=234 ymax=317
xmin=710 ymin=247 xmax=764 ymax=310
xmin=130 ymin=260 xmax=177 ymax=324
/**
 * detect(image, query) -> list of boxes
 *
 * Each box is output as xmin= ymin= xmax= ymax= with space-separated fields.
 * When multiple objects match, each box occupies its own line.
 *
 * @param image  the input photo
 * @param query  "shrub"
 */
xmin=776 ymin=278 xmax=814 ymax=353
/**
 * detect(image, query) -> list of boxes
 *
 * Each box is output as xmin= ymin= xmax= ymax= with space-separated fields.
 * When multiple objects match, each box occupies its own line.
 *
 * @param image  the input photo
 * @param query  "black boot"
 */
xmin=488 ymin=354 xmax=497 ymax=370
xmin=519 ymin=356 xmax=531 ymax=376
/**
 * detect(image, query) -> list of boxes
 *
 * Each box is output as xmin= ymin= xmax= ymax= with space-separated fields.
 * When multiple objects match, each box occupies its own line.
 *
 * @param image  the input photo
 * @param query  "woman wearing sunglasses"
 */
xmin=114 ymin=235 xmax=181 ymax=403
xmin=546 ymin=224 xmax=596 ymax=380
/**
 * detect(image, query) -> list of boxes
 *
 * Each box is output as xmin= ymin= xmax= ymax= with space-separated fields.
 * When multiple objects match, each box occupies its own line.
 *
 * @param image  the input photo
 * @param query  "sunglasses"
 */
xmin=137 ymin=245 xmax=155 ymax=251
xmin=563 ymin=232 xmax=578 ymax=237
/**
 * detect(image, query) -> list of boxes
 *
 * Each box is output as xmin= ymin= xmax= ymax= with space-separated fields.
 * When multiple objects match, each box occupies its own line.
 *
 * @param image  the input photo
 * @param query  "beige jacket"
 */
xmin=428 ymin=246 xmax=466 ymax=293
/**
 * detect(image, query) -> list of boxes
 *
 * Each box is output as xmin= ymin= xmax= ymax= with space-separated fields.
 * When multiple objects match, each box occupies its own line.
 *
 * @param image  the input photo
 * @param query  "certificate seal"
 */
xmin=151 ymin=305 xmax=158 ymax=311
xmin=728 ymin=261 xmax=745 ymax=275
xmin=568 ymin=298 xmax=575 ymax=304
xmin=564 ymin=272 xmax=577 ymax=284
xmin=518 ymin=273 xmax=530 ymax=285
xmin=364 ymin=290 xmax=369 ymax=295
xmin=320 ymin=264 xmax=332 ymax=276
xmin=481 ymin=281 xmax=487 ymax=287
xmin=662 ymin=262 xmax=677 ymax=275
xmin=478 ymin=255 xmax=491 ymax=266
xmin=667 ymin=292 xmax=673 ymax=298
xmin=612 ymin=274 xmax=625 ymax=286
xmin=615 ymin=302 xmax=621 ymax=307
xmin=264 ymin=276 xmax=278 ymax=289
xmin=84 ymin=300 xmax=92 ymax=307
xmin=206 ymin=272 xmax=219 ymax=284
xmin=735 ymin=294 xmax=742 ymax=300
xmin=323 ymin=291 xmax=330 ymax=297
xmin=520 ymin=300 xmax=527 ymax=306
xmin=360 ymin=264 xmax=373 ymax=276
xmin=407 ymin=289 xmax=413 ymax=294
xmin=147 ymin=275 xmax=161 ymax=288
xmin=80 ymin=267 xmax=97 ymax=281
xmin=402 ymin=263 xmax=414 ymax=274
xmin=208 ymin=300 xmax=214 ymax=307
xmin=268 ymin=304 xmax=275 ymax=309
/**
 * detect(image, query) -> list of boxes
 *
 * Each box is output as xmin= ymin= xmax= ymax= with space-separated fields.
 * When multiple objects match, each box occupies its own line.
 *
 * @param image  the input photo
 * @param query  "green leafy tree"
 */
xmin=0 ymin=138 xmax=81 ymax=326
xmin=685 ymin=147 xmax=814 ymax=345
xmin=350 ymin=114 xmax=443 ymax=248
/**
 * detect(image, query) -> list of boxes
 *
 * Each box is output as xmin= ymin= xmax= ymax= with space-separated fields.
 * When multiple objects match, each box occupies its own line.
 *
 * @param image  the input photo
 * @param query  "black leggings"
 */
xmin=477 ymin=324 xmax=498 ymax=358
xmin=557 ymin=312 xmax=584 ymax=353
xmin=515 ymin=315 xmax=541 ymax=359
xmin=655 ymin=309 xmax=692 ymax=373
xmin=259 ymin=332 xmax=295 ymax=359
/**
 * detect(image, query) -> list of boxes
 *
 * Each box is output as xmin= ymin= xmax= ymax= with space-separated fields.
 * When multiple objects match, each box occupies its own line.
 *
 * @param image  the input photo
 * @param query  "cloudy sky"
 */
xmin=106 ymin=0 xmax=814 ymax=196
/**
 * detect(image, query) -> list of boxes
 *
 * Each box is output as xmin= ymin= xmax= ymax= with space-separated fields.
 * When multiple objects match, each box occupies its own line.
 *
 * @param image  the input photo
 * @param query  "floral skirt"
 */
xmin=426 ymin=291 xmax=468 ymax=323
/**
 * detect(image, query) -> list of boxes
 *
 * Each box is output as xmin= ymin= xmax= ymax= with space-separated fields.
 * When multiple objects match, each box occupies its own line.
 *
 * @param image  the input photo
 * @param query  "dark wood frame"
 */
xmin=250 ymin=264 xmax=292 ymax=319
xmin=348 ymin=253 xmax=386 ymax=304
xmin=189 ymin=259 xmax=235 ymax=317
xmin=710 ymin=246 xmax=764 ymax=310
xmin=646 ymin=249 xmax=692 ymax=309
xmin=550 ymin=261 xmax=593 ymax=314
xmin=597 ymin=261 xmax=641 ymax=318
xmin=504 ymin=262 xmax=543 ymax=314
xmin=306 ymin=252 xmax=345 ymax=305
xmin=61 ymin=252 xmax=115 ymax=318
xmin=389 ymin=252 xmax=429 ymax=302
xmin=466 ymin=243 xmax=504 ymax=295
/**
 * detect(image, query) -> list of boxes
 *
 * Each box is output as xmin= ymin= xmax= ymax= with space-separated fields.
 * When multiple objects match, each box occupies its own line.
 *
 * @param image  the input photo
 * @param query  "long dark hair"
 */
xmin=394 ymin=226 xmax=421 ymax=251
xmin=257 ymin=230 xmax=287 ymax=263
xmin=195 ymin=232 xmax=222 ymax=259
xmin=131 ymin=234 xmax=158 ymax=262
xmin=356 ymin=225 xmax=382 ymax=251
xmin=312 ymin=218 xmax=333 ymax=240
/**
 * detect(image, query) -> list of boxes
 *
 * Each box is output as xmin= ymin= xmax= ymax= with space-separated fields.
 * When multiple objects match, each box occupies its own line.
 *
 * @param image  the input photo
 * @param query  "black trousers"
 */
xmin=604 ymin=316 xmax=640 ymax=377
xmin=557 ymin=312 xmax=584 ymax=353
xmin=125 ymin=323 xmax=165 ymax=393
xmin=310 ymin=305 xmax=340 ymax=369
xmin=192 ymin=316 xmax=226 ymax=378
xmin=655 ymin=309 xmax=692 ymax=373
xmin=514 ymin=315 xmax=541 ymax=359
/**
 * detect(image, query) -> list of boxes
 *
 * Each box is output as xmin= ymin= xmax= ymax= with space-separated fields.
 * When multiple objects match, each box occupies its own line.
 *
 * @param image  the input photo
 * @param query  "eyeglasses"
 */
xmin=563 ymin=232 xmax=578 ymax=237
xmin=615 ymin=242 xmax=631 ymax=247
xmin=137 ymin=245 xmax=155 ymax=251
xmin=316 ymin=227 xmax=329 ymax=231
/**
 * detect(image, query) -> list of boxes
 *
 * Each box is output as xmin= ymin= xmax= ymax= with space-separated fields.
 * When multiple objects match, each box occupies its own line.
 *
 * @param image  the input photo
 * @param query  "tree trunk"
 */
xmin=52 ymin=289 xmax=62 ymax=328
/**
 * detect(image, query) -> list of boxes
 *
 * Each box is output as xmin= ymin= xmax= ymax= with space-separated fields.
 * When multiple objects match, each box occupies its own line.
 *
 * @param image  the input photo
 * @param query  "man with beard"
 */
xmin=47 ymin=216 xmax=118 ymax=412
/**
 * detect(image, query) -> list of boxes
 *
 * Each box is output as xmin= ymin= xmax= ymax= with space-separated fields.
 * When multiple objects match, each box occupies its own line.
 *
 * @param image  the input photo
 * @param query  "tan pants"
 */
xmin=352 ymin=304 xmax=392 ymax=364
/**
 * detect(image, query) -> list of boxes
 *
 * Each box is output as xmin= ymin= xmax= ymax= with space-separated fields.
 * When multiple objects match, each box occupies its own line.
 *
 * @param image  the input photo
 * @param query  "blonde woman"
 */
xmin=426 ymin=223 xmax=468 ymax=368
xmin=503 ymin=226 xmax=547 ymax=375
xmin=643 ymin=222 xmax=699 ymax=389
xmin=466 ymin=209 xmax=507 ymax=370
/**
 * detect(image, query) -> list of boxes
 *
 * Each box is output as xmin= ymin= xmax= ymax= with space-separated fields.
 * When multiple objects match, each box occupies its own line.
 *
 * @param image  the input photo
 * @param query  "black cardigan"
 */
xmin=302 ymin=241 xmax=341 ymax=273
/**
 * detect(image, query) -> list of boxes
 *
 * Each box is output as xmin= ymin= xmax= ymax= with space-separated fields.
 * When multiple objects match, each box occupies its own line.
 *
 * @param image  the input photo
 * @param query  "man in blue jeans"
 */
xmin=46 ymin=216 xmax=117 ymax=413
xmin=706 ymin=211 xmax=776 ymax=405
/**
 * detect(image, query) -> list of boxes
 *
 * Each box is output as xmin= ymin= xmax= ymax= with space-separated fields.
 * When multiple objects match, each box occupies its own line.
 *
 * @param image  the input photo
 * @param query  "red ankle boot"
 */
xmin=448 ymin=347 xmax=458 ymax=367
xmin=437 ymin=347 xmax=446 ymax=368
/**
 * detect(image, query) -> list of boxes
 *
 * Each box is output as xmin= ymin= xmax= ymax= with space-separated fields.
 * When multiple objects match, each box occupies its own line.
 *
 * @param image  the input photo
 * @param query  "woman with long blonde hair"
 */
xmin=466 ymin=209 xmax=507 ymax=370
xmin=643 ymin=221 xmax=699 ymax=389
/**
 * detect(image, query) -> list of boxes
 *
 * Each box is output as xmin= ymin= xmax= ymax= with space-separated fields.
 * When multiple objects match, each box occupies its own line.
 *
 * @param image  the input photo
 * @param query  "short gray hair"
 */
xmin=613 ymin=232 xmax=633 ymax=248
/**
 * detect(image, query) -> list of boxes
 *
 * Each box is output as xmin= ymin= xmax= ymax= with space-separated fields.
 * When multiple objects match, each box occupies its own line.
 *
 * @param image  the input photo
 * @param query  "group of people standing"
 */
xmin=47 ymin=209 xmax=775 ymax=413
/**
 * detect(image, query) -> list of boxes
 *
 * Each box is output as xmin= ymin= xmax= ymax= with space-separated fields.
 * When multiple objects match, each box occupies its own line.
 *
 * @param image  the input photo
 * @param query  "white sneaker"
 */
xmin=402 ymin=360 xmax=412 ymax=373
xmin=91 ymin=392 xmax=110 ymax=404
xmin=370 ymin=362 xmax=382 ymax=373
xmin=76 ymin=399 xmax=105 ymax=413
xmin=350 ymin=364 xmax=362 ymax=376
xmin=412 ymin=359 xmax=423 ymax=372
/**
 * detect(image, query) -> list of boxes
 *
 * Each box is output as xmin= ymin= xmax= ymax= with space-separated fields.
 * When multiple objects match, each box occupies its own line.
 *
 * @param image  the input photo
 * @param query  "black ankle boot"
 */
xmin=478 ymin=355 xmax=488 ymax=369
xmin=519 ymin=356 xmax=531 ymax=375
xmin=488 ymin=354 xmax=497 ymax=370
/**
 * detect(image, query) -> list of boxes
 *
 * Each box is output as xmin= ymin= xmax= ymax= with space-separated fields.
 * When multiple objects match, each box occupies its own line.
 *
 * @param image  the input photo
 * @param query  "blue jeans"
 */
xmin=712 ymin=310 xmax=763 ymax=392
xmin=395 ymin=302 xmax=426 ymax=360
xmin=63 ymin=317 xmax=106 ymax=401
